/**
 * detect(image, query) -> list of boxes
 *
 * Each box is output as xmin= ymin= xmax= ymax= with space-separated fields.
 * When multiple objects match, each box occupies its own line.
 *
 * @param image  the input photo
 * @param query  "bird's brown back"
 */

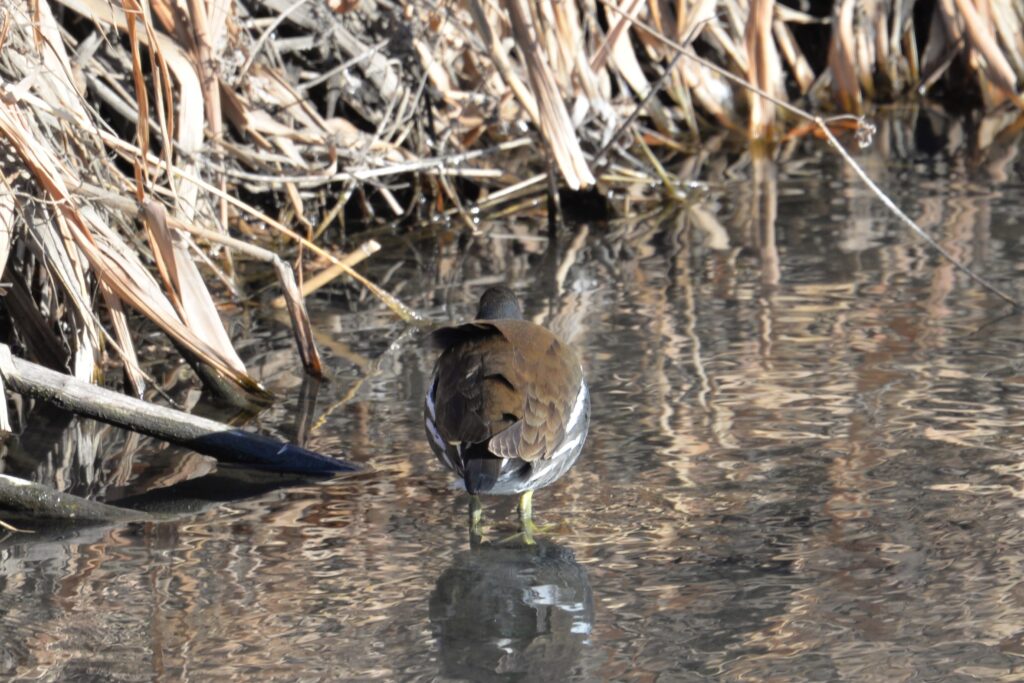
xmin=431 ymin=320 xmax=583 ymax=463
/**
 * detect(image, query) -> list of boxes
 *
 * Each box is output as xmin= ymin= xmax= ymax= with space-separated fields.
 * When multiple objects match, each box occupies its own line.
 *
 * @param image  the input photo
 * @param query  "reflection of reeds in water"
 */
xmin=2 ymin=123 xmax=1024 ymax=676
xmin=545 ymin=126 xmax=1024 ymax=677
xmin=429 ymin=539 xmax=594 ymax=683
xmin=477 ymin=109 xmax=1024 ymax=524
xmin=0 ymin=394 xmax=219 ymax=502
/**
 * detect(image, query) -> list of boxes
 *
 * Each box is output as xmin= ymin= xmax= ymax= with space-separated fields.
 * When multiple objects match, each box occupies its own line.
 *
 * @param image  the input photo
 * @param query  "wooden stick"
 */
xmin=0 ymin=474 xmax=144 ymax=522
xmin=0 ymin=345 xmax=358 ymax=475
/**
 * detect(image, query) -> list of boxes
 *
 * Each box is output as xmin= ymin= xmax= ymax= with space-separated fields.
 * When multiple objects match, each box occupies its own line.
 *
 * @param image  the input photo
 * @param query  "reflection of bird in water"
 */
xmin=429 ymin=538 xmax=594 ymax=683
xmin=425 ymin=286 xmax=590 ymax=540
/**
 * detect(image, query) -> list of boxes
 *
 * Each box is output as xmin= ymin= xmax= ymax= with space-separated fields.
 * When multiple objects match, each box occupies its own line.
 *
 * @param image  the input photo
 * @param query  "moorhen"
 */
xmin=425 ymin=286 xmax=590 ymax=539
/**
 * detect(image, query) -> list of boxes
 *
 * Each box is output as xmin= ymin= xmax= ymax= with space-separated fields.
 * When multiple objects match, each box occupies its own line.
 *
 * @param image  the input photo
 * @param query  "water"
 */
xmin=4 ymin=119 xmax=1024 ymax=680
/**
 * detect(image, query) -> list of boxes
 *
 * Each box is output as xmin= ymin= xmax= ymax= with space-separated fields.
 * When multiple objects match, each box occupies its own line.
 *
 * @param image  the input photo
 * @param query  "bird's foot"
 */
xmin=469 ymin=520 xmax=492 ymax=547
xmin=497 ymin=519 xmax=561 ymax=546
xmin=501 ymin=490 xmax=561 ymax=545
xmin=468 ymin=495 xmax=490 ymax=546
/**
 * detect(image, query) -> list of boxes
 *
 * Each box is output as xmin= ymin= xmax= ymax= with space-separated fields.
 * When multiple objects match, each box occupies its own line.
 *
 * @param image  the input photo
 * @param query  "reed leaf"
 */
xmin=952 ymin=0 xmax=1024 ymax=107
xmin=507 ymin=0 xmax=595 ymax=189
xmin=0 ymin=99 xmax=265 ymax=399
xmin=139 ymin=200 xmax=248 ymax=376
xmin=744 ymin=0 xmax=782 ymax=138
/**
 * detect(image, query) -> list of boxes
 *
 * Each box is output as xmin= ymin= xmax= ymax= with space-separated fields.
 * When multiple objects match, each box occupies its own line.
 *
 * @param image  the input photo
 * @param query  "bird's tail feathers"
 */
xmin=462 ymin=445 xmax=503 ymax=494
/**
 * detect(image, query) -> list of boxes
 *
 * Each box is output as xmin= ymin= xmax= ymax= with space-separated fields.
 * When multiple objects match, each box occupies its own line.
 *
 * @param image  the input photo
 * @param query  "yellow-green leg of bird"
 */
xmin=515 ymin=489 xmax=564 ymax=543
xmin=469 ymin=495 xmax=487 ymax=546
xmin=518 ymin=489 xmax=541 ymax=544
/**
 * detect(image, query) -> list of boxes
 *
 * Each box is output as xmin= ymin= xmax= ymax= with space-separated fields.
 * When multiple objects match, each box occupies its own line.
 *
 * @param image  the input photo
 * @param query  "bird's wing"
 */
xmin=486 ymin=321 xmax=583 ymax=463
xmin=431 ymin=323 xmax=523 ymax=447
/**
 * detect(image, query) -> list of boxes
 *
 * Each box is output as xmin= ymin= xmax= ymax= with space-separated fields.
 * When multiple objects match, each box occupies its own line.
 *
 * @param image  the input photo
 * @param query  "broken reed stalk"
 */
xmin=270 ymin=239 xmax=382 ymax=309
xmin=0 ymin=345 xmax=358 ymax=475
xmin=601 ymin=1 xmax=1022 ymax=310
xmin=75 ymin=185 xmax=329 ymax=375
xmin=90 ymin=127 xmax=420 ymax=322
xmin=0 ymin=474 xmax=147 ymax=523
xmin=0 ymin=517 xmax=26 ymax=532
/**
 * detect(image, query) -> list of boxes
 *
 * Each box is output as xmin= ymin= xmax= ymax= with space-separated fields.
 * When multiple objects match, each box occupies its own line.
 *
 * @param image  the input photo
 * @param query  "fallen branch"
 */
xmin=0 ymin=473 xmax=147 ymax=522
xmin=0 ymin=345 xmax=357 ymax=475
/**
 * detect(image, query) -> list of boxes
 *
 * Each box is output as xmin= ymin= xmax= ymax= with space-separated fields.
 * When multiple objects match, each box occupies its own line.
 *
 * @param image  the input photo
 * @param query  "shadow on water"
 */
xmin=430 ymin=538 xmax=594 ymax=683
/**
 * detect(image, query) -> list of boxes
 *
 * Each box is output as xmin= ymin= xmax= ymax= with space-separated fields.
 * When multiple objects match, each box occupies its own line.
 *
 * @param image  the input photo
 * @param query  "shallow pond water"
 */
xmin=4 ymin=119 xmax=1024 ymax=681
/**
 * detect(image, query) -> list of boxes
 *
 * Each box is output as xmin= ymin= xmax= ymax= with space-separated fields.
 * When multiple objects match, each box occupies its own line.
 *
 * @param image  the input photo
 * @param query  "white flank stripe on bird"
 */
xmin=426 ymin=379 xmax=438 ymax=420
xmin=426 ymin=416 xmax=446 ymax=453
xmin=566 ymin=382 xmax=587 ymax=433
xmin=549 ymin=434 xmax=583 ymax=462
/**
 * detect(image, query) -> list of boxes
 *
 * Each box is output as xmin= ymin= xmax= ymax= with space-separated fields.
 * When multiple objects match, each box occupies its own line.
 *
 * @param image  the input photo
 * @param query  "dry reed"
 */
xmin=0 ymin=0 xmax=1021 ymax=402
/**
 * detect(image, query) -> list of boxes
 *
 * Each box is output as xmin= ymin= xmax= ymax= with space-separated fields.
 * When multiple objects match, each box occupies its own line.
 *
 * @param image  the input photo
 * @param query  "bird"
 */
xmin=424 ymin=285 xmax=590 ymax=540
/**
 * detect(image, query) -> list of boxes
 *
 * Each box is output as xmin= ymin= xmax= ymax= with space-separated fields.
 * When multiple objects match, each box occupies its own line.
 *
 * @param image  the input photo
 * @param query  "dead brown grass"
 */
xmin=0 ymin=0 xmax=1021 ymax=399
